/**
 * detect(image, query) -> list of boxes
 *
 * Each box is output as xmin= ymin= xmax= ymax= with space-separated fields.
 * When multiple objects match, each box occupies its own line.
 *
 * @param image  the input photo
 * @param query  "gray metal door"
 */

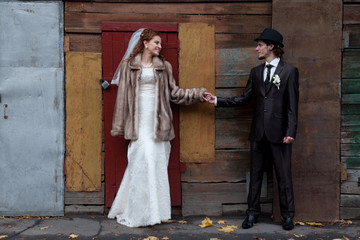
xmin=0 ymin=1 xmax=64 ymax=216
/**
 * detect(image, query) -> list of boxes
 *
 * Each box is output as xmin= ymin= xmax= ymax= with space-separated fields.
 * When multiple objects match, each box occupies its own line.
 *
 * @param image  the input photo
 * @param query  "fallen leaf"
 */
xmin=294 ymin=221 xmax=305 ymax=226
xmin=69 ymin=234 xmax=79 ymax=239
xmin=163 ymin=220 xmax=175 ymax=223
xmin=254 ymin=237 xmax=266 ymax=240
xmin=40 ymin=226 xmax=51 ymax=230
xmin=342 ymin=237 xmax=350 ymax=240
xmin=294 ymin=234 xmax=304 ymax=237
xmin=177 ymin=220 xmax=187 ymax=224
xmin=217 ymin=225 xmax=238 ymax=233
xmin=198 ymin=217 xmax=212 ymax=228
xmin=143 ymin=237 xmax=159 ymax=240
xmin=305 ymin=222 xmax=324 ymax=227
xmin=0 ymin=236 xmax=8 ymax=239
xmin=210 ymin=238 xmax=222 ymax=240
xmin=217 ymin=220 xmax=226 ymax=224
xmin=161 ymin=237 xmax=169 ymax=240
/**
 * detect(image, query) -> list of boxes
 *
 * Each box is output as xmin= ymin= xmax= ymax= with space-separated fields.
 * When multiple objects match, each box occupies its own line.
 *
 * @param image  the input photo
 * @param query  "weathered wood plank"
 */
xmin=182 ymin=182 xmax=246 ymax=216
xmin=216 ymin=47 xmax=261 ymax=88
xmin=66 ymin=33 xmax=102 ymax=53
xmin=342 ymin=144 xmax=360 ymax=157
xmin=344 ymin=5 xmax=360 ymax=24
xmin=343 ymin=25 xmax=360 ymax=48
xmin=343 ymin=49 xmax=360 ymax=79
xmin=342 ymin=115 xmax=360 ymax=126
xmin=222 ymin=203 xmax=272 ymax=216
xmin=341 ymin=131 xmax=360 ymax=144
xmin=341 ymin=194 xmax=360 ymax=207
xmin=181 ymin=150 xmax=250 ymax=183
xmin=179 ymin=23 xmax=215 ymax=163
xmin=65 ymin=2 xmax=272 ymax=15
xmin=65 ymin=52 xmax=102 ymax=191
xmin=66 ymin=0 xmax=271 ymax=3
xmin=340 ymin=207 xmax=360 ymax=219
xmin=65 ymin=205 xmax=104 ymax=215
xmin=65 ymin=183 xmax=104 ymax=205
xmin=216 ymin=119 xmax=251 ymax=149
xmin=65 ymin=12 xmax=271 ymax=34
xmin=342 ymin=94 xmax=360 ymax=104
xmin=342 ymin=79 xmax=360 ymax=94
xmin=342 ymin=156 xmax=360 ymax=169
xmin=342 ymin=105 xmax=360 ymax=115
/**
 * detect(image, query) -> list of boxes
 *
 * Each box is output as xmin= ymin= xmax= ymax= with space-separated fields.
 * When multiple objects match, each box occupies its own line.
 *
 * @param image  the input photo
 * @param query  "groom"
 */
xmin=203 ymin=28 xmax=299 ymax=230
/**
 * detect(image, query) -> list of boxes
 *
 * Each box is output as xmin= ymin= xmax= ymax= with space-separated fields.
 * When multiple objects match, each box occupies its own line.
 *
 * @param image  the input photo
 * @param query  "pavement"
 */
xmin=0 ymin=214 xmax=359 ymax=240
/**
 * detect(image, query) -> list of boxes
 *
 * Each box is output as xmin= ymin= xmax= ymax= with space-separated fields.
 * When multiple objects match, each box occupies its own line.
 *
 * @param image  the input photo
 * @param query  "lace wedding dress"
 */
xmin=108 ymin=67 xmax=171 ymax=227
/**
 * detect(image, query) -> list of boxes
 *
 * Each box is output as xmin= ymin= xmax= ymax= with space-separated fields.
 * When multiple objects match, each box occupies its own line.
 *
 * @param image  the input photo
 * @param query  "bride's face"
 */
xmin=144 ymin=36 xmax=162 ymax=56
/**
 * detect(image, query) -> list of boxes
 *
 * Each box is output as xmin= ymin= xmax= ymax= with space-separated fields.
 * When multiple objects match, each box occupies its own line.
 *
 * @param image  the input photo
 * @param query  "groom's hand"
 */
xmin=283 ymin=136 xmax=295 ymax=144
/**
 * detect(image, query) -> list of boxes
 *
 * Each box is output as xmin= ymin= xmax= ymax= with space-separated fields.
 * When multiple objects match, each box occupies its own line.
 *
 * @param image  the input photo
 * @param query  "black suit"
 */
xmin=217 ymin=60 xmax=299 ymax=219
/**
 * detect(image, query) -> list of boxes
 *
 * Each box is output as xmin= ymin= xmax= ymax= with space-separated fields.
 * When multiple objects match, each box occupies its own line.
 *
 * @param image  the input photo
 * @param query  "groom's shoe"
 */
xmin=282 ymin=217 xmax=294 ymax=230
xmin=242 ymin=215 xmax=257 ymax=229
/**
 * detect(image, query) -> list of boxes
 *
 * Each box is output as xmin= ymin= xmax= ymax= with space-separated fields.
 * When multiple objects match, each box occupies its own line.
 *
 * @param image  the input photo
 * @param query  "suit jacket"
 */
xmin=217 ymin=60 xmax=299 ymax=143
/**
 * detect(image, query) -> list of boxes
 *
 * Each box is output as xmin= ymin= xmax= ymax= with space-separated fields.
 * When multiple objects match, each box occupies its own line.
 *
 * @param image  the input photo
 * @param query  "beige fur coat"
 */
xmin=111 ymin=53 xmax=207 ymax=141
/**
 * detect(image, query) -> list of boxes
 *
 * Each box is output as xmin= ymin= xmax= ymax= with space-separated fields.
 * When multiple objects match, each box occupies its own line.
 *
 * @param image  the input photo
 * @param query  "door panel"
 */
xmin=102 ymin=23 xmax=182 ymax=207
xmin=0 ymin=2 xmax=64 ymax=216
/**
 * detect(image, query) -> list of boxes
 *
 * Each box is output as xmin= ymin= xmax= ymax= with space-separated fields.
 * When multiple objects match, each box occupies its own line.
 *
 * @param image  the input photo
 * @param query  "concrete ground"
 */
xmin=0 ymin=215 xmax=359 ymax=240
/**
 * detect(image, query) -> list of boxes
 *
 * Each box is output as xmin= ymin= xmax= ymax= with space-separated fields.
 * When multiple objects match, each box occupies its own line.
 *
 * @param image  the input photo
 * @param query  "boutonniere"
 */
xmin=272 ymin=74 xmax=281 ymax=90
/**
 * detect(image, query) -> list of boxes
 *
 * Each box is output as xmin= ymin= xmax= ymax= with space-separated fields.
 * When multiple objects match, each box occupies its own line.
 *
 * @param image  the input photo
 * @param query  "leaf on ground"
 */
xmin=198 ymin=217 xmax=212 ymax=228
xmin=294 ymin=221 xmax=305 ymax=226
xmin=210 ymin=238 xmax=222 ymax=240
xmin=143 ymin=237 xmax=159 ymax=240
xmin=217 ymin=225 xmax=238 ymax=233
xmin=217 ymin=220 xmax=226 ymax=224
xmin=40 ymin=226 xmax=51 ymax=230
xmin=254 ymin=237 xmax=266 ymax=240
xmin=177 ymin=220 xmax=187 ymax=224
xmin=0 ymin=236 xmax=8 ymax=239
xmin=294 ymin=234 xmax=304 ymax=237
xmin=69 ymin=234 xmax=79 ymax=238
xmin=305 ymin=222 xmax=324 ymax=227
xmin=161 ymin=237 xmax=169 ymax=240
xmin=341 ymin=236 xmax=350 ymax=240
xmin=163 ymin=220 xmax=175 ymax=223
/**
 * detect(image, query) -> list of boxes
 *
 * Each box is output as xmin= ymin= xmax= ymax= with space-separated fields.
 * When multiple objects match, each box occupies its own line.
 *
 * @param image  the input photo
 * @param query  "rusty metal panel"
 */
xmin=272 ymin=0 xmax=342 ymax=221
xmin=0 ymin=1 xmax=64 ymax=216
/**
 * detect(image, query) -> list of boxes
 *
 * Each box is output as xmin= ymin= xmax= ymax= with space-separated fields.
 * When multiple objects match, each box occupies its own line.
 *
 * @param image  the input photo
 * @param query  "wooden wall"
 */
xmin=64 ymin=0 xmax=272 ymax=216
xmin=341 ymin=0 xmax=360 ymax=219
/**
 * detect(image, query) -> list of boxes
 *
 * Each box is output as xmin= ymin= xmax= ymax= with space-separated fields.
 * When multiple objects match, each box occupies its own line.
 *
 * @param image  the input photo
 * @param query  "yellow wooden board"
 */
xmin=65 ymin=52 xmax=102 ymax=191
xmin=179 ymin=23 xmax=215 ymax=163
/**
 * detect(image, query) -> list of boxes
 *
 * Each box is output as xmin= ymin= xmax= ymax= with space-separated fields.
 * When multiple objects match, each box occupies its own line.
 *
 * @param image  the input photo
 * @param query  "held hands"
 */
xmin=203 ymin=92 xmax=216 ymax=104
xmin=283 ymin=136 xmax=295 ymax=144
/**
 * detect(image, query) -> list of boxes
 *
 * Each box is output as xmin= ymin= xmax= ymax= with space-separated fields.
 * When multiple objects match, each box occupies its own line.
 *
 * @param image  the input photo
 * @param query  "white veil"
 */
xmin=111 ymin=28 xmax=145 ymax=85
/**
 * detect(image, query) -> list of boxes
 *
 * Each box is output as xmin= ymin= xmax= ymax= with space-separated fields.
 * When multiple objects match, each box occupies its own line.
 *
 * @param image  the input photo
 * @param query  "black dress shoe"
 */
xmin=282 ymin=217 xmax=294 ymax=230
xmin=242 ymin=215 xmax=257 ymax=229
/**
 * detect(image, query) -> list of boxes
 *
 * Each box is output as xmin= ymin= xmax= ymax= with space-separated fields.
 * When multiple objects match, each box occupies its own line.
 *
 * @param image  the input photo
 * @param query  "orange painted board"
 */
xmin=179 ymin=23 xmax=215 ymax=163
xmin=65 ymin=52 xmax=102 ymax=191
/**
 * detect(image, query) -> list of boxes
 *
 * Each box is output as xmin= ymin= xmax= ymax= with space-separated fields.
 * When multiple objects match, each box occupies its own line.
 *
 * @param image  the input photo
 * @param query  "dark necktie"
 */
xmin=265 ymin=64 xmax=273 ymax=91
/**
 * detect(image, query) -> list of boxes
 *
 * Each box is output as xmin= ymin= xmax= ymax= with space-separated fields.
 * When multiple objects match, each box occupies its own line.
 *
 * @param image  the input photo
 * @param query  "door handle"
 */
xmin=3 ymin=104 xmax=8 ymax=119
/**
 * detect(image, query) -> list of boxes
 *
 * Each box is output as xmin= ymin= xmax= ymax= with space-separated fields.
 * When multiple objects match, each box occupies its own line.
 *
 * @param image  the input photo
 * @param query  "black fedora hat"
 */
xmin=254 ymin=28 xmax=284 ymax=47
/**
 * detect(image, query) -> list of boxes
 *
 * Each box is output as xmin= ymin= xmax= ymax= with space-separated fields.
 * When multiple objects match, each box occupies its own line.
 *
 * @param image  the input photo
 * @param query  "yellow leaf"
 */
xmin=294 ymin=234 xmax=304 ymax=237
xmin=217 ymin=220 xmax=226 ymax=224
xmin=305 ymin=222 xmax=324 ymax=227
xmin=217 ymin=225 xmax=238 ymax=233
xmin=198 ymin=217 xmax=212 ymax=228
xmin=295 ymin=221 xmax=305 ymax=226
xmin=69 ymin=234 xmax=79 ymax=239
xmin=210 ymin=238 xmax=222 ymax=240
xmin=143 ymin=237 xmax=159 ymax=240
xmin=177 ymin=220 xmax=187 ymax=224
xmin=0 ymin=236 xmax=8 ymax=239
xmin=342 ymin=237 xmax=350 ymax=240
xmin=40 ymin=226 xmax=50 ymax=230
xmin=161 ymin=237 xmax=169 ymax=240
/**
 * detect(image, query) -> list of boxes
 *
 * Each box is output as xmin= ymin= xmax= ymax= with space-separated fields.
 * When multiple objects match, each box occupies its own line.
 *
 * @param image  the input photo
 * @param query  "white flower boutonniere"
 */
xmin=272 ymin=74 xmax=281 ymax=90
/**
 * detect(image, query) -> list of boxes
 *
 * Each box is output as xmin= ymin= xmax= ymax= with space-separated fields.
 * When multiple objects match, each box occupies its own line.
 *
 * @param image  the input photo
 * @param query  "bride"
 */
xmin=108 ymin=28 xmax=207 ymax=227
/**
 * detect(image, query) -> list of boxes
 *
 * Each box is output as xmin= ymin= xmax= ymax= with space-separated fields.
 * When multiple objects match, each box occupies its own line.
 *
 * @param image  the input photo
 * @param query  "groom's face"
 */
xmin=255 ymin=40 xmax=273 ymax=60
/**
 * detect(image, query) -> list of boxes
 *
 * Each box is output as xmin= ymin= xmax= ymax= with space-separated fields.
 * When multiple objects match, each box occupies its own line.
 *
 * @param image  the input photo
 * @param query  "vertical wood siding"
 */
xmin=341 ymin=3 xmax=360 ymax=219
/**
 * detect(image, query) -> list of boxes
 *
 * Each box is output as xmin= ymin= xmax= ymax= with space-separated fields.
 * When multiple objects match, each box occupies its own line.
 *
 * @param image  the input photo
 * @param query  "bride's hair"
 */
xmin=129 ymin=28 xmax=165 ymax=61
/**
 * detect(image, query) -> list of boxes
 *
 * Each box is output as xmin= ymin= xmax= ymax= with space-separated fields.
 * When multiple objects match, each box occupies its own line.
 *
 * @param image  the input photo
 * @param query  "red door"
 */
xmin=102 ymin=22 xmax=182 ymax=207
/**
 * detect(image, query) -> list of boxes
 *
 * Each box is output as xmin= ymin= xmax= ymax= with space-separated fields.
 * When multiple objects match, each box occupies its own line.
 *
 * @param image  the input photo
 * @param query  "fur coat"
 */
xmin=111 ymin=53 xmax=207 ymax=141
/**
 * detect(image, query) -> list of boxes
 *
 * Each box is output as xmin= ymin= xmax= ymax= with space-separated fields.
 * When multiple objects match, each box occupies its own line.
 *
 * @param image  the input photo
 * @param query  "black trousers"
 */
xmin=246 ymin=135 xmax=295 ymax=219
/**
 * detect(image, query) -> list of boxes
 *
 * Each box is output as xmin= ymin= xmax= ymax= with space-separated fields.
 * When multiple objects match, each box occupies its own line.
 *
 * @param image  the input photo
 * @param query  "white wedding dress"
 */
xmin=108 ymin=67 xmax=172 ymax=227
